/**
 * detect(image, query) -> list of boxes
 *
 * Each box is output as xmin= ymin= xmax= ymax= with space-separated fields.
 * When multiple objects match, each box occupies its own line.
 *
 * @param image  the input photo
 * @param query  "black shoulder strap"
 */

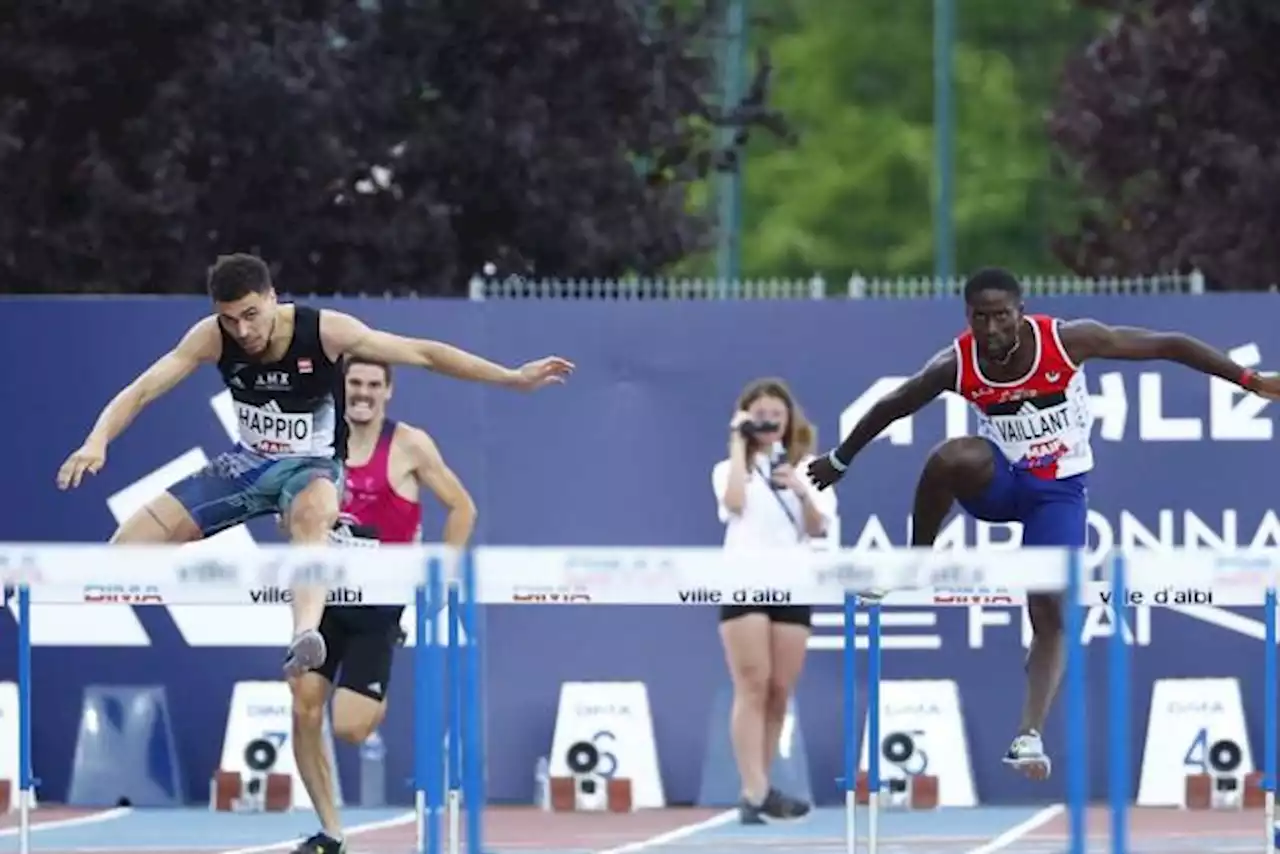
xmin=294 ymin=305 xmax=320 ymax=347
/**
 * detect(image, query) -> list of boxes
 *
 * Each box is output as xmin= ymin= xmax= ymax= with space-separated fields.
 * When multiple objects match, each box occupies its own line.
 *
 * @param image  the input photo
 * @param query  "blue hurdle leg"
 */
xmin=17 ymin=586 xmax=34 ymax=854
xmin=1064 ymin=550 xmax=1087 ymax=854
xmin=462 ymin=551 xmax=484 ymax=854
xmin=867 ymin=602 xmax=882 ymax=853
xmin=1264 ymin=588 xmax=1276 ymax=852
xmin=425 ymin=558 xmax=445 ymax=854
xmin=446 ymin=584 xmax=462 ymax=854
xmin=842 ymin=593 xmax=858 ymax=854
xmin=1107 ymin=553 xmax=1130 ymax=854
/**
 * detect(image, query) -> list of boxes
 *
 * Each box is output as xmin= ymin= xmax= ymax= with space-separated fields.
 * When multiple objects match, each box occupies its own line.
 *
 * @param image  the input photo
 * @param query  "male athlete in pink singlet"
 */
xmin=288 ymin=356 xmax=476 ymax=854
xmin=807 ymin=267 xmax=1280 ymax=782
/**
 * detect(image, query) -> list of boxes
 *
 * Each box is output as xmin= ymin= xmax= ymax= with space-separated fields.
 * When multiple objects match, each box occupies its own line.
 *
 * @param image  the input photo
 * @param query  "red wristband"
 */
xmin=1240 ymin=368 xmax=1258 ymax=390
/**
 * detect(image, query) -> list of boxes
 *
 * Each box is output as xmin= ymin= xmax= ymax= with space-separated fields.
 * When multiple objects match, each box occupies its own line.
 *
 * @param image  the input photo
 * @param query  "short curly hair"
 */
xmin=963 ymin=267 xmax=1022 ymax=305
xmin=207 ymin=253 xmax=273 ymax=302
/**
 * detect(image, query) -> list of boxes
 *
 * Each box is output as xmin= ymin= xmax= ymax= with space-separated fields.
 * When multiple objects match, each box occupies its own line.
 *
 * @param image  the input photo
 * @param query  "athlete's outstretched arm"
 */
xmin=320 ymin=310 xmax=573 ymax=390
xmin=807 ymin=348 xmax=957 ymax=489
xmin=403 ymin=426 xmax=477 ymax=550
xmin=57 ymin=319 xmax=220 ymax=490
xmin=1059 ymin=319 xmax=1280 ymax=397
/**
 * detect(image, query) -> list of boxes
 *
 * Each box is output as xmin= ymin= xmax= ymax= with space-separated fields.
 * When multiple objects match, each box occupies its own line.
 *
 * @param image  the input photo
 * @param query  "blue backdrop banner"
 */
xmin=1 ymin=294 xmax=1278 ymax=807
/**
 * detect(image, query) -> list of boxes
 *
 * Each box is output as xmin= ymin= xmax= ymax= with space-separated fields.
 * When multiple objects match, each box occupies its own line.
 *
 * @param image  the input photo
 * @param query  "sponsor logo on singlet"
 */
xmin=235 ymin=400 xmax=314 ymax=455
xmin=974 ymin=373 xmax=1092 ymax=473
xmin=985 ymin=401 xmax=1073 ymax=468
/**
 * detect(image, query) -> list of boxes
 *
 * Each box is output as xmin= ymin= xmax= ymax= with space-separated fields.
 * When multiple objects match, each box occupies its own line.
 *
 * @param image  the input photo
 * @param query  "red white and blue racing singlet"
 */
xmin=954 ymin=314 xmax=1094 ymax=480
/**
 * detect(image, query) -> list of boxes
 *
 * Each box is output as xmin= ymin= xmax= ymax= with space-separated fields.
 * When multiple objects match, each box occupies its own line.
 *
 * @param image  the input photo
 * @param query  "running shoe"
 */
xmin=290 ymin=832 xmax=344 ymax=854
xmin=1002 ymin=730 xmax=1052 ymax=779
xmin=283 ymin=629 xmax=327 ymax=677
xmin=738 ymin=787 xmax=811 ymax=824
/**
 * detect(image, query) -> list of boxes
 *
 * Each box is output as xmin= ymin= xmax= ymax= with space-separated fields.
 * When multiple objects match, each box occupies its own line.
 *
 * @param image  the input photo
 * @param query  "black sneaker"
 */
xmin=291 ymin=832 xmax=345 ymax=854
xmin=737 ymin=787 xmax=811 ymax=824
xmin=738 ymin=796 xmax=768 ymax=825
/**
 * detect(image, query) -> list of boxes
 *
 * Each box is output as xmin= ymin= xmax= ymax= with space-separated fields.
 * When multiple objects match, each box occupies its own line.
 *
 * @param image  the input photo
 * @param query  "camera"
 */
xmin=738 ymin=419 xmax=781 ymax=438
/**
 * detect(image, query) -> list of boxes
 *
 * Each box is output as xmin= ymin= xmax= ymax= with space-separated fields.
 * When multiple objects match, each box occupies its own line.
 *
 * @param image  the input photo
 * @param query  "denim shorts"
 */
xmin=167 ymin=447 xmax=344 ymax=538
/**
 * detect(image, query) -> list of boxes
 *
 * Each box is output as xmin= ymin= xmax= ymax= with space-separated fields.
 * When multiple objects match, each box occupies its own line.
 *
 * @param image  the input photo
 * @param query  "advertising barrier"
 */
xmin=1 ymin=293 xmax=1279 ymax=807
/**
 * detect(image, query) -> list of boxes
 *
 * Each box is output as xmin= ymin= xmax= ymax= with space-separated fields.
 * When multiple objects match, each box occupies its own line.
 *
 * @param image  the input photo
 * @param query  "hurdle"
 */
xmin=447 ymin=546 xmax=1280 ymax=854
xmin=4 ymin=544 xmax=1279 ymax=854
xmin=821 ymin=550 xmax=1280 ymax=854
xmin=2 ymin=544 xmax=457 ymax=854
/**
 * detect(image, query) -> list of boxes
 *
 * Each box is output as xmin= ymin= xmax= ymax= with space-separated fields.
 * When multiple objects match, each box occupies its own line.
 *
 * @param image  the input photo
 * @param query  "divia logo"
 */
xmin=1168 ymin=699 xmax=1226 ymax=714
xmin=1 ymin=391 xmax=459 ymax=649
xmin=843 ymin=343 xmax=1273 ymax=446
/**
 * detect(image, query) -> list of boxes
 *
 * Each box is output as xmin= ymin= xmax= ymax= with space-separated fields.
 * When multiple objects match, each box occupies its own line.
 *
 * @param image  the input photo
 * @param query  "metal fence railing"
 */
xmin=468 ymin=275 xmax=830 ymax=301
xmin=468 ymin=270 xmax=1207 ymax=301
xmin=846 ymin=270 xmax=1206 ymax=299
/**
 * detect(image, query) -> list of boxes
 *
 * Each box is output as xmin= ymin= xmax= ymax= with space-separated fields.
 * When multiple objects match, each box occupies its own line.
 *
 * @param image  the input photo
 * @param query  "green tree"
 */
xmin=683 ymin=0 xmax=1109 ymax=284
xmin=0 ymin=0 xmax=782 ymax=295
xmin=1048 ymin=0 xmax=1280 ymax=289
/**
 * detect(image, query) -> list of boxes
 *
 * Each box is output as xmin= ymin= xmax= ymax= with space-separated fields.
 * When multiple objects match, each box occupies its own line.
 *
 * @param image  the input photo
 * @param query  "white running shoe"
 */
xmin=1002 ymin=730 xmax=1052 ymax=779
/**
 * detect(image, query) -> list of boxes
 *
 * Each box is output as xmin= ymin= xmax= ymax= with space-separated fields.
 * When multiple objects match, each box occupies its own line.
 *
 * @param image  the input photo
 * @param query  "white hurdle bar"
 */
xmin=3 ymin=544 xmax=1279 ymax=854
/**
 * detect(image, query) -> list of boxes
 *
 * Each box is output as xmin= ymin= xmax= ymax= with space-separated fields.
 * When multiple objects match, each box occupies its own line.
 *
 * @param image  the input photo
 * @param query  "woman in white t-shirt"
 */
xmin=710 ymin=377 xmax=837 ymax=824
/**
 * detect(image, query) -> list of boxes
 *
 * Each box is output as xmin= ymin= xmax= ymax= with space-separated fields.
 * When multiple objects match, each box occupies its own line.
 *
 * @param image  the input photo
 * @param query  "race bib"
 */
xmin=985 ymin=401 xmax=1079 ymax=467
xmin=235 ymin=401 xmax=314 ymax=455
xmin=988 ymin=401 xmax=1072 ymax=447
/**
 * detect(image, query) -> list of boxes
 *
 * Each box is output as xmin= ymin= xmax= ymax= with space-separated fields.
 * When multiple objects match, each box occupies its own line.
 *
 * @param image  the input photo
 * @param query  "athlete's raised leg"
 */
xmin=161 ymin=449 xmax=283 ymax=543
xmin=118 ymin=448 xmax=290 ymax=545
xmin=286 ymin=474 xmax=342 ymax=544
xmin=109 ymin=493 xmax=202 ymax=544
xmin=909 ymin=437 xmax=998 ymax=546
xmin=281 ymin=469 xmax=342 ymax=676
xmin=910 ymin=437 xmax=1059 ymax=778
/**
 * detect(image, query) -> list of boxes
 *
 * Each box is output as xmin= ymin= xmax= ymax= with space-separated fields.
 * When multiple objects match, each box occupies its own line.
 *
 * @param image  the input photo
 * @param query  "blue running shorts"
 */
xmin=167 ymin=447 xmax=344 ymax=538
xmin=957 ymin=439 xmax=1088 ymax=547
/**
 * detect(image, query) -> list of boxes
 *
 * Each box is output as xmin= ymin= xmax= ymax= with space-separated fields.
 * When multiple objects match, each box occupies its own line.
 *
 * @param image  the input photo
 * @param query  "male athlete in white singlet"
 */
xmin=808 ymin=267 xmax=1280 ymax=779
xmin=56 ymin=253 xmax=570 ymax=677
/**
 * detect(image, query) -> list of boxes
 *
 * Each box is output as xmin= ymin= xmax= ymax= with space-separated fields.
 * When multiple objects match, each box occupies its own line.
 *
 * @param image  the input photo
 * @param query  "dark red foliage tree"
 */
xmin=1047 ymin=0 xmax=1280 ymax=289
xmin=0 ymin=0 xmax=783 ymax=295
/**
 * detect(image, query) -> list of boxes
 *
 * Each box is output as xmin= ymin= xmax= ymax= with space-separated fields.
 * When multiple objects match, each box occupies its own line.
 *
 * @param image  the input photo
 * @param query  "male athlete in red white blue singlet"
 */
xmin=957 ymin=313 xmax=1095 ymax=481
xmin=290 ymin=356 xmax=477 ymax=854
xmin=807 ymin=267 xmax=1280 ymax=781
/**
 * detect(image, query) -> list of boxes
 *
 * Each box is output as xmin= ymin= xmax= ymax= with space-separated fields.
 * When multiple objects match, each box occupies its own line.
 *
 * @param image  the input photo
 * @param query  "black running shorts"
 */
xmin=718 ymin=605 xmax=813 ymax=627
xmin=309 ymin=605 xmax=406 ymax=701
